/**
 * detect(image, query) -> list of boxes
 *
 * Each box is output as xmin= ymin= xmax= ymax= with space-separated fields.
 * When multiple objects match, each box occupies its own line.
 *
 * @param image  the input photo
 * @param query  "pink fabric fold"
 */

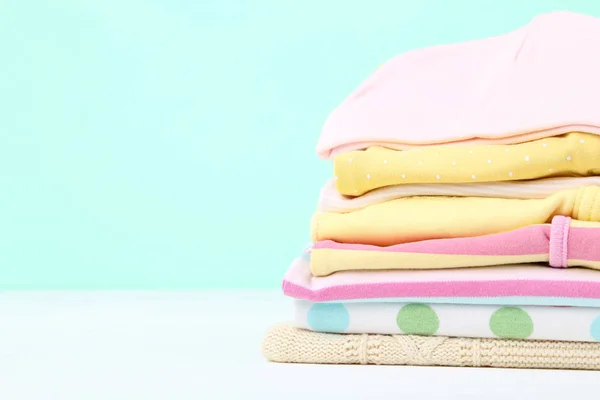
xmin=312 ymin=216 xmax=595 ymax=272
xmin=316 ymin=11 xmax=600 ymax=159
xmin=282 ymin=254 xmax=600 ymax=304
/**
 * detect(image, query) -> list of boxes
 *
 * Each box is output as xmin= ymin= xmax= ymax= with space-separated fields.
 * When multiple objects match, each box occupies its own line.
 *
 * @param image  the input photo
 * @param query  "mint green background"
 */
xmin=1 ymin=1 xmax=599 ymax=289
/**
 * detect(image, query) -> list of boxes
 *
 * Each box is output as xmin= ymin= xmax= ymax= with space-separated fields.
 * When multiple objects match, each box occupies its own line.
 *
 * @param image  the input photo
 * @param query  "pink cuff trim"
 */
xmin=549 ymin=216 xmax=571 ymax=268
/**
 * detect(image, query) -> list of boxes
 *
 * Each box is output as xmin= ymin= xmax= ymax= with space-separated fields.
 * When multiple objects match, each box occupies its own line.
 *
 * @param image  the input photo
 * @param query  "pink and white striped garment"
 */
xmin=284 ymin=249 xmax=600 ymax=307
xmin=317 ymin=11 xmax=600 ymax=159
xmin=318 ymin=176 xmax=600 ymax=213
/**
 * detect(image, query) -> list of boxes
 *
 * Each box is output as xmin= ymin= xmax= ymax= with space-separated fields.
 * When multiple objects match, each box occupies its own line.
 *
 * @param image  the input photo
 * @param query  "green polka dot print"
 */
xmin=396 ymin=303 xmax=439 ymax=335
xmin=489 ymin=307 xmax=534 ymax=339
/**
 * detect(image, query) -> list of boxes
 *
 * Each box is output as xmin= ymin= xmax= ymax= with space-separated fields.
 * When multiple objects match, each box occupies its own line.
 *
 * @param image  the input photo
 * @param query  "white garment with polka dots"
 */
xmin=293 ymin=300 xmax=600 ymax=342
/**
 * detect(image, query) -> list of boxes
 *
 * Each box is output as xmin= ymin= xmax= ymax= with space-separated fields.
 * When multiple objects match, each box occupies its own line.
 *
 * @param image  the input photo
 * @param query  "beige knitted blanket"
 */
xmin=263 ymin=324 xmax=600 ymax=370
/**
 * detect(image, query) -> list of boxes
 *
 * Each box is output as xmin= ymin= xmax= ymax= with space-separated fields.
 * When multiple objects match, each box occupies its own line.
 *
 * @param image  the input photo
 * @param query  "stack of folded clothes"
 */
xmin=263 ymin=11 xmax=600 ymax=370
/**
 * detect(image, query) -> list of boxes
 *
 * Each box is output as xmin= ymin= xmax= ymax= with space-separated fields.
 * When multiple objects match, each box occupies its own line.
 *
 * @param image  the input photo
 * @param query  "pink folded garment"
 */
xmin=318 ymin=176 xmax=600 ymax=213
xmin=284 ymin=248 xmax=600 ymax=306
xmin=316 ymin=11 xmax=600 ymax=159
xmin=311 ymin=216 xmax=600 ymax=276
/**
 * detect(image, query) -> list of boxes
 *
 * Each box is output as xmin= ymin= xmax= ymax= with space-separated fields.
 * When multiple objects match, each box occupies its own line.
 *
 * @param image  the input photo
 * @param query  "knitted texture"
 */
xmin=263 ymin=324 xmax=600 ymax=370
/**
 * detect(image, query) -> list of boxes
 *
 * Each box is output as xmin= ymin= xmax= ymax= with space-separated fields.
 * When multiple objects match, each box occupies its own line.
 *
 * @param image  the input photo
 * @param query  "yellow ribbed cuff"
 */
xmin=573 ymin=186 xmax=600 ymax=221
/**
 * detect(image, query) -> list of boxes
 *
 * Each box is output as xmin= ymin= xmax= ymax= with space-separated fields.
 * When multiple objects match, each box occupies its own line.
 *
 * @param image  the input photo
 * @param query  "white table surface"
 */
xmin=0 ymin=290 xmax=598 ymax=399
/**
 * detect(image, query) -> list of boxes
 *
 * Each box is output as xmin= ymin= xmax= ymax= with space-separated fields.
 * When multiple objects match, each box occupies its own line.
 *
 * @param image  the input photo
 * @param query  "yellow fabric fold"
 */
xmin=311 ymin=186 xmax=600 ymax=246
xmin=311 ymin=252 xmax=546 ymax=277
xmin=334 ymin=132 xmax=600 ymax=196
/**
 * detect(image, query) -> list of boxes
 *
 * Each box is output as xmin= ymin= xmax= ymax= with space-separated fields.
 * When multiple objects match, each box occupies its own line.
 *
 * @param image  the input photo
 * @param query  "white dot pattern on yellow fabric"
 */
xmin=333 ymin=133 xmax=599 ymax=197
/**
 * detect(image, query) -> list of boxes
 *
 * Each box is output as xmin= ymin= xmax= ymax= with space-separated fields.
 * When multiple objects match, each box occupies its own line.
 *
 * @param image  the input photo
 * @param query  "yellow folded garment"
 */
xmin=334 ymin=132 xmax=600 ymax=196
xmin=311 ymin=186 xmax=600 ymax=246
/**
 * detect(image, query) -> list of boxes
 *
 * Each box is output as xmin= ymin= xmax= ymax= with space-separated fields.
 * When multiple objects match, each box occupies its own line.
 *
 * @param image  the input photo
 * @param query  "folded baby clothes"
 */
xmin=335 ymin=133 xmax=600 ymax=196
xmin=294 ymin=300 xmax=600 ymax=342
xmin=312 ymin=186 xmax=600 ymax=246
xmin=266 ymin=10 xmax=600 ymax=371
xmin=318 ymin=176 xmax=600 ymax=213
xmin=310 ymin=216 xmax=600 ymax=276
xmin=263 ymin=325 xmax=600 ymax=370
xmin=283 ymin=251 xmax=600 ymax=306
xmin=316 ymin=11 xmax=600 ymax=159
